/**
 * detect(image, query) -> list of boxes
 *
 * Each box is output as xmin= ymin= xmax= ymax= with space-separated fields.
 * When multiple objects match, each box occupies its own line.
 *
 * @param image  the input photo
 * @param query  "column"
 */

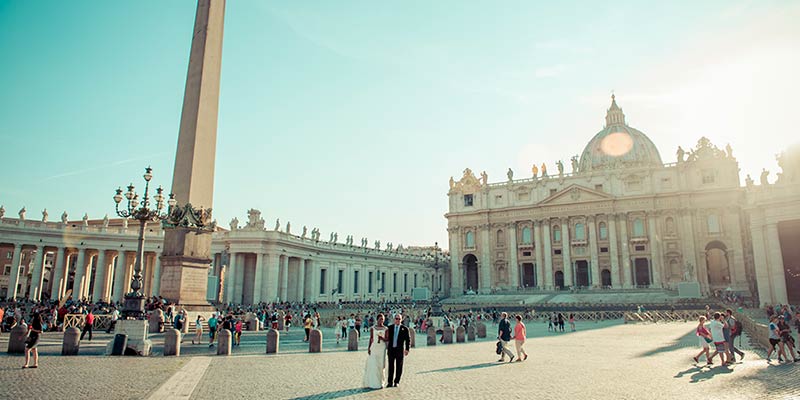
xmin=306 ymin=259 xmax=317 ymax=302
xmin=151 ymin=254 xmax=162 ymax=297
xmin=71 ymin=248 xmax=87 ymax=299
xmin=608 ymin=217 xmax=621 ymax=288
xmin=50 ymin=248 xmax=66 ymax=301
xmin=253 ymin=252 xmax=264 ymax=304
xmin=533 ymin=221 xmax=544 ymax=289
xmin=297 ymin=258 xmax=306 ymax=302
xmin=104 ymin=252 xmax=117 ymax=301
xmin=725 ymin=210 xmax=748 ymax=291
xmin=91 ymin=250 xmax=107 ymax=302
xmin=29 ymin=246 xmax=45 ymax=301
xmin=225 ymin=252 xmax=237 ymax=303
xmin=562 ymin=218 xmax=572 ymax=288
xmin=765 ymin=223 xmax=788 ymax=304
xmin=542 ymin=221 xmax=553 ymax=289
xmin=508 ymin=222 xmax=519 ymax=289
xmin=751 ymin=224 xmax=773 ymax=306
xmin=588 ymin=217 xmax=600 ymax=288
xmin=234 ymin=253 xmax=245 ymax=303
xmin=618 ymin=214 xmax=632 ymax=288
xmin=647 ymin=215 xmax=662 ymax=288
xmin=448 ymin=228 xmax=462 ymax=297
xmin=112 ymin=252 xmax=129 ymax=303
xmin=479 ymin=225 xmax=491 ymax=293
xmin=7 ymin=244 xmax=23 ymax=300
xmin=280 ymin=255 xmax=289 ymax=301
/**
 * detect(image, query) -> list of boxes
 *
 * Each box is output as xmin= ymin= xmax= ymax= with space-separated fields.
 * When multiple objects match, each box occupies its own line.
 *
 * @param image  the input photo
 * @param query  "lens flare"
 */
xmin=600 ymin=132 xmax=634 ymax=157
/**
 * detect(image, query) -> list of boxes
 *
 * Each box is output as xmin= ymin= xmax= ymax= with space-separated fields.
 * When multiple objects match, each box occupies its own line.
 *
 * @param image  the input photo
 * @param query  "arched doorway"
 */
xmin=521 ymin=263 xmax=536 ymax=288
xmin=601 ymin=269 xmax=612 ymax=287
xmin=463 ymin=254 xmax=479 ymax=292
xmin=575 ymin=260 xmax=590 ymax=287
xmin=554 ymin=271 xmax=565 ymax=289
xmin=634 ymin=258 xmax=650 ymax=287
xmin=705 ymin=241 xmax=730 ymax=287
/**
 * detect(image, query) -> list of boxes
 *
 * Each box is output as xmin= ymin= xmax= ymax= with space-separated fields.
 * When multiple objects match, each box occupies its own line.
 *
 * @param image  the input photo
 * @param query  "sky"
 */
xmin=0 ymin=0 xmax=798 ymax=250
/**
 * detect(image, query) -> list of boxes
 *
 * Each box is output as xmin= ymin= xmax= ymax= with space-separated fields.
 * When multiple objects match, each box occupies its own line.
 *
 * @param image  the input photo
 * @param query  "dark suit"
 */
xmin=384 ymin=323 xmax=410 ymax=386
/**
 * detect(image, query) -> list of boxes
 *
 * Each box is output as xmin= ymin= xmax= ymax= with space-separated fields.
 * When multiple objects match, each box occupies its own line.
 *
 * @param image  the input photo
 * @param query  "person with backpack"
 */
xmin=724 ymin=309 xmax=745 ymax=362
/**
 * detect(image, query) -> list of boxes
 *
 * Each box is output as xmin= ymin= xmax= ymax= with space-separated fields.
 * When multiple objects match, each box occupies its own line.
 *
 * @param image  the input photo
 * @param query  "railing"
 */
xmin=63 ymin=314 xmax=113 ymax=331
xmin=622 ymin=310 xmax=706 ymax=323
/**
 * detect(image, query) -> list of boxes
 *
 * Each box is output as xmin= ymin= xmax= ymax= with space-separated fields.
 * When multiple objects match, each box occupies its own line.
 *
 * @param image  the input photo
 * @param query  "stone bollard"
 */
xmin=266 ymin=329 xmax=280 ymax=354
xmin=477 ymin=322 xmax=487 ymax=338
xmin=409 ymin=328 xmax=416 ymax=348
xmin=248 ymin=319 xmax=260 ymax=331
xmin=164 ymin=329 xmax=181 ymax=356
xmin=217 ymin=330 xmax=232 ymax=355
xmin=149 ymin=313 xmax=163 ymax=333
xmin=467 ymin=325 xmax=476 ymax=341
xmin=61 ymin=327 xmax=81 ymax=356
xmin=442 ymin=326 xmax=453 ymax=344
xmin=277 ymin=318 xmax=284 ymax=331
xmin=309 ymin=329 xmax=322 ymax=353
xmin=347 ymin=328 xmax=359 ymax=351
xmin=7 ymin=325 xmax=28 ymax=354
xmin=456 ymin=326 xmax=466 ymax=343
xmin=426 ymin=326 xmax=436 ymax=346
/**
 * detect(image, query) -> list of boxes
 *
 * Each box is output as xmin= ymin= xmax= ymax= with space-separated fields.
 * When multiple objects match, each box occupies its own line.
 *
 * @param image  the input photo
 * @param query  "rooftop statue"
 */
xmin=333 ymin=232 xmax=338 ymax=243
xmin=531 ymin=164 xmax=538 ymax=178
xmin=449 ymin=176 xmax=455 ymax=190
xmin=102 ymin=214 xmax=109 ymax=228
xmin=541 ymin=163 xmax=548 ymax=177
xmin=286 ymin=221 xmax=291 ymax=234
xmin=760 ymin=168 xmax=769 ymax=185
xmin=570 ymin=156 xmax=579 ymax=174
xmin=246 ymin=209 xmax=265 ymax=229
xmin=82 ymin=213 xmax=89 ymax=226
xmin=41 ymin=208 xmax=48 ymax=223
xmin=557 ymin=160 xmax=564 ymax=176
xmin=61 ymin=211 xmax=68 ymax=224
xmin=676 ymin=146 xmax=685 ymax=163
xmin=301 ymin=226 xmax=307 ymax=238
xmin=230 ymin=217 xmax=239 ymax=231
xmin=507 ymin=168 xmax=513 ymax=181
xmin=480 ymin=171 xmax=488 ymax=186
xmin=0 ymin=205 xmax=5 ymax=219
xmin=274 ymin=218 xmax=280 ymax=231
xmin=726 ymin=143 xmax=733 ymax=159
xmin=745 ymin=174 xmax=754 ymax=188
xmin=19 ymin=207 xmax=26 ymax=221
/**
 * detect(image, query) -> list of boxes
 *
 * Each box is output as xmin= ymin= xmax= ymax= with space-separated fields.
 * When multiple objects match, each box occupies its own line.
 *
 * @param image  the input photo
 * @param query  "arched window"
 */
xmin=633 ymin=218 xmax=645 ymax=237
xmin=496 ymin=230 xmax=505 ymax=245
xmin=465 ymin=231 xmax=475 ymax=248
xmin=575 ymin=223 xmax=586 ymax=240
xmin=521 ymin=227 xmax=532 ymax=244
xmin=707 ymin=215 xmax=721 ymax=234
xmin=599 ymin=222 xmax=608 ymax=240
xmin=553 ymin=225 xmax=561 ymax=243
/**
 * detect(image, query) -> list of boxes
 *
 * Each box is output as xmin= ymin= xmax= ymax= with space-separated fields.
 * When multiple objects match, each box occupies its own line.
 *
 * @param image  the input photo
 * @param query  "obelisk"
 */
xmin=159 ymin=0 xmax=225 ymax=309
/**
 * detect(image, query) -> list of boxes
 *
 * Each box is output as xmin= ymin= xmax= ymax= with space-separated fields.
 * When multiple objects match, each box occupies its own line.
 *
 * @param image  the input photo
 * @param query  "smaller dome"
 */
xmin=579 ymin=96 xmax=663 ymax=172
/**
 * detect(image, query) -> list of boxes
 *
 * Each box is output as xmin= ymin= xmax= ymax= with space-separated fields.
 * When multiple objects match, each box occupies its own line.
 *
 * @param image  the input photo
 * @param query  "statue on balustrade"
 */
xmin=506 ymin=168 xmax=513 ymax=181
xmin=726 ymin=143 xmax=733 ymax=159
xmin=82 ymin=213 xmax=89 ymax=226
xmin=0 ymin=205 xmax=5 ymax=219
xmin=375 ymin=240 xmax=381 ymax=250
xmin=229 ymin=217 xmax=239 ymax=231
xmin=333 ymin=232 xmax=338 ymax=243
xmin=61 ymin=211 xmax=68 ymax=224
xmin=570 ymin=156 xmax=579 ymax=174
xmin=531 ymin=164 xmax=538 ymax=179
xmin=301 ymin=226 xmax=307 ymax=238
xmin=745 ymin=174 xmax=754 ymax=188
xmin=760 ymin=168 xmax=770 ymax=185
xmin=286 ymin=221 xmax=291 ymax=234
xmin=480 ymin=171 xmax=488 ymax=186
xmin=102 ymin=214 xmax=109 ymax=228
xmin=676 ymin=146 xmax=685 ymax=163
xmin=274 ymin=218 xmax=280 ymax=231
xmin=386 ymin=242 xmax=393 ymax=251
xmin=449 ymin=176 xmax=455 ymax=190
xmin=18 ymin=207 xmax=26 ymax=221
xmin=541 ymin=163 xmax=548 ymax=177
xmin=41 ymin=208 xmax=48 ymax=223
xmin=557 ymin=160 xmax=564 ymax=176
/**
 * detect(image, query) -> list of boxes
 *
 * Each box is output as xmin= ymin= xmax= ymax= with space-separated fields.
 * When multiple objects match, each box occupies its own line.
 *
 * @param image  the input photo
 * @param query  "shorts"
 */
xmin=698 ymin=337 xmax=709 ymax=349
xmin=714 ymin=342 xmax=726 ymax=352
xmin=769 ymin=338 xmax=780 ymax=348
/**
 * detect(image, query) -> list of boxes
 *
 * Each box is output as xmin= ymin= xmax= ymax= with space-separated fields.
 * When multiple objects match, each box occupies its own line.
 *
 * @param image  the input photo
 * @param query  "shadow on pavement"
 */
xmin=635 ymin=330 xmax=695 ymax=358
xmin=418 ymin=361 xmax=504 ymax=374
xmin=689 ymin=365 xmax=733 ymax=382
xmin=288 ymin=387 xmax=375 ymax=400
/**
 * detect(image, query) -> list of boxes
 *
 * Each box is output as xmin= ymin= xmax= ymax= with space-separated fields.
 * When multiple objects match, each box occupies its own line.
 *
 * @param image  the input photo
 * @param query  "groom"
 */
xmin=384 ymin=313 xmax=410 ymax=387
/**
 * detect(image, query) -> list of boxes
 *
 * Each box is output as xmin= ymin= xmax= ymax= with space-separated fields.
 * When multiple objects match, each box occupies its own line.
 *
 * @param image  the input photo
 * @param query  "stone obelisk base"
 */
xmin=159 ymin=256 xmax=216 ymax=312
xmin=106 ymin=320 xmax=152 ymax=356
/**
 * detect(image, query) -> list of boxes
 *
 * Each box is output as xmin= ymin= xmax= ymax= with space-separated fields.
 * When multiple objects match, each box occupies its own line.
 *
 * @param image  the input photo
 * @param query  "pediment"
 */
xmin=538 ymin=184 xmax=614 ymax=205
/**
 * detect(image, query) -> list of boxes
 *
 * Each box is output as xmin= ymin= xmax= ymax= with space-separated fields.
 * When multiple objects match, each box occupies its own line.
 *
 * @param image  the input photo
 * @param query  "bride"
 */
xmin=363 ymin=313 xmax=387 ymax=389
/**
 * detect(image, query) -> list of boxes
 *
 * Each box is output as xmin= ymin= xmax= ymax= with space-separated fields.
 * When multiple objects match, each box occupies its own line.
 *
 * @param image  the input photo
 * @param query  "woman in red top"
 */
xmin=693 ymin=316 xmax=713 ymax=365
xmin=513 ymin=315 xmax=528 ymax=361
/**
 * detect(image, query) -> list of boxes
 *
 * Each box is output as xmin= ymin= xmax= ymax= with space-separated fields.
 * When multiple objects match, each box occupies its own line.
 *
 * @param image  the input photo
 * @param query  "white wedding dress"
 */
xmin=363 ymin=326 xmax=387 ymax=389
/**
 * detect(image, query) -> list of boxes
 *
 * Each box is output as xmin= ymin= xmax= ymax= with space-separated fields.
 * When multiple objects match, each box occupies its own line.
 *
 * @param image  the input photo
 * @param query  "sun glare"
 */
xmin=600 ymin=132 xmax=634 ymax=157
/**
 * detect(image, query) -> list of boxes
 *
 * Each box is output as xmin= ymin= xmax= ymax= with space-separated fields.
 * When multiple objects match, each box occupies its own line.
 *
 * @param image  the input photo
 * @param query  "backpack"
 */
xmin=732 ymin=320 xmax=743 ymax=336
xmin=495 ymin=340 xmax=503 ymax=355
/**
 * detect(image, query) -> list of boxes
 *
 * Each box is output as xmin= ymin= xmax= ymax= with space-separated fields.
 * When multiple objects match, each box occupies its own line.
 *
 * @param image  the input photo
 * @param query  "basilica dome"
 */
xmin=579 ymin=96 xmax=663 ymax=172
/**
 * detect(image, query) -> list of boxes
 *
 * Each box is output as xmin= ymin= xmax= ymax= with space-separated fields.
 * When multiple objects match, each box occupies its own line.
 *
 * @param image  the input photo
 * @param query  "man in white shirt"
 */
xmin=106 ymin=308 xmax=120 ymax=333
xmin=707 ymin=312 xmax=730 ymax=365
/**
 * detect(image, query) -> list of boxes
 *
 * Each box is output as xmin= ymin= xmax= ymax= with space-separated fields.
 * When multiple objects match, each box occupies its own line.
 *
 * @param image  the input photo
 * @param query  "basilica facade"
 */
xmin=446 ymin=96 xmax=800 ymax=306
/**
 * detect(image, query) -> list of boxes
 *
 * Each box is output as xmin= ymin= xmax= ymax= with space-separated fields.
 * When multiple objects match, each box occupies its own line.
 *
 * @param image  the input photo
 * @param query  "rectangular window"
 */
xmin=635 ymin=245 xmax=646 ymax=252
xmin=353 ymin=270 xmax=359 ymax=294
xmin=319 ymin=269 xmax=327 ymax=294
xmin=337 ymin=269 xmax=344 ymax=294
xmin=414 ymin=273 xmax=418 ymax=288
xmin=600 ymin=247 xmax=609 ymax=253
xmin=393 ymin=273 xmax=397 ymax=293
xmin=494 ymin=194 xmax=503 ymax=205
xmin=702 ymin=170 xmax=715 ymax=184
xmin=381 ymin=272 xmax=386 ymax=293
xmin=3 ymin=265 xmax=10 ymax=275
xmin=463 ymin=194 xmax=474 ymax=207
xmin=550 ymin=189 xmax=558 ymax=196
xmin=517 ymin=192 xmax=530 ymax=201
xmin=368 ymin=271 xmax=374 ymax=293
xmin=595 ymin=184 xmax=603 ymax=192
xmin=554 ymin=249 xmax=562 ymax=255
xmin=404 ymin=273 xmax=408 ymax=292
xmin=522 ymin=251 xmax=531 ymax=257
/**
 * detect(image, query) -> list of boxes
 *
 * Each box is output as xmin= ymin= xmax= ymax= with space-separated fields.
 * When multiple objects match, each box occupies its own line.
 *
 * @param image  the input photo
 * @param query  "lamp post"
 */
xmin=428 ymin=242 xmax=444 ymax=317
xmin=113 ymin=166 xmax=175 ymax=319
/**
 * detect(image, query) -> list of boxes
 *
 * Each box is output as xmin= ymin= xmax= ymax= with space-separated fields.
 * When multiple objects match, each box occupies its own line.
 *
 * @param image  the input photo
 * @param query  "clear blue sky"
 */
xmin=1 ymin=1 xmax=798 ymax=249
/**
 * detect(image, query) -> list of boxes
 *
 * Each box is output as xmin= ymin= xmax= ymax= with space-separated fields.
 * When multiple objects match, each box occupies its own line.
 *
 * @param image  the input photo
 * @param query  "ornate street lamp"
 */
xmin=428 ymin=242 xmax=444 ymax=317
xmin=113 ymin=166 xmax=175 ymax=319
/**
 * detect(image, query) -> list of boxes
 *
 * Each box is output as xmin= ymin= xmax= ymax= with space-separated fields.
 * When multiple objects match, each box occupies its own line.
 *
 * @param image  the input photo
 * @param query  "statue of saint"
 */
xmin=82 ymin=213 xmax=89 ymax=226
xmin=275 ymin=218 xmax=280 ymax=231
xmin=302 ymin=226 xmax=307 ymax=238
xmin=507 ymin=168 xmax=513 ymax=181
xmin=449 ymin=176 xmax=455 ymax=189
xmin=102 ymin=214 xmax=110 ymax=228
xmin=0 ymin=205 xmax=5 ymax=219
xmin=541 ymin=163 xmax=548 ymax=177
xmin=531 ymin=164 xmax=538 ymax=178
xmin=230 ymin=217 xmax=239 ymax=231
xmin=745 ymin=174 xmax=754 ymax=188
xmin=557 ymin=160 xmax=564 ymax=176
xmin=570 ymin=156 xmax=579 ymax=173
xmin=387 ymin=242 xmax=393 ymax=251
xmin=286 ymin=221 xmax=291 ymax=234
xmin=375 ymin=240 xmax=381 ymax=250
xmin=480 ymin=171 xmax=488 ymax=186
xmin=18 ymin=207 xmax=26 ymax=221
xmin=333 ymin=232 xmax=338 ymax=243
xmin=726 ymin=143 xmax=733 ymax=158
xmin=676 ymin=146 xmax=685 ymax=163
xmin=41 ymin=208 xmax=48 ymax=223
xmin=760 ymin=168 xmax=769 ymax=185
xmin=61 ymin=211 xmax=68 ymax=224
xmin=683 ymin=262 xmax=694 ymax=281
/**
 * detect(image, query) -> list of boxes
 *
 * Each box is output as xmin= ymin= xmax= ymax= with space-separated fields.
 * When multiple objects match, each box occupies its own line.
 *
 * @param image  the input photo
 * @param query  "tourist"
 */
xmin=724 ymin=309 xmax=745 ymax=362
xmin=496 ymin=312 xmax=515 ymax=363
xmin=303 ymin=314 xmax=313 ymax=342
xmin=348 ymin=313 xmax=357 ymax=335
xmin=335 ymin=316 xmax=343 ymax=344
xmin=513 ymin=314 xmax=528 ymax=362
xmin=284 ymin=312 xmax=292 ymax=332
xmin=766 ymin=315 xmax=787 ymax=363
xmin=384 ymin=313 xmax=411 ymax=387
xmin=693 ymin=316 xmax=713 ymax=365
xmin=192 ymin=314 xmax=205 ymax=345
xmin=557 ymin=313 xmax=565 ymax=332
xmin=79 ymin=309 xmax=93 ymax=341
xmin=363 ymin=313 xmax=387 ymax=389
xmin=22 ymin=310 xmax=43 ymax=369
xmin=569 ymin=313 xmax=576 ymax=332
xmin=777 ymin=316 xmax=799 ymax=362
xmin=234 ymin=318 xmax=243 ymax=346
xmin=548 ymin=314 xmax=555 ymax=332
xmin=707 ymin=312 xmax=729 ymax=365
xmin=106 ymin=307 xmax=119 ymax=334
xmin=208 ymin=313 xmax=218 ymax=347
xmin=355 ymin=314 xmax=362 ymax=333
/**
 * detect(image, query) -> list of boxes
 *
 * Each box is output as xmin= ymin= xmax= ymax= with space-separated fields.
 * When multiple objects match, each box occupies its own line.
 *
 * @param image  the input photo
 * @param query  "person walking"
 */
xmin=766 ymin=314 xmax=786 ymax=362
xmin=707 ymin=312 xmax=729 ymax=365
xmin=497 ymin=312 xmax=515 ymax=362
xmin=693 ymin=316 xmax=713 ymax=365
xmin=513 ymin=314 xmax=528 ymax=361
xmin=22 ymin=311 xmax=43 ymax=369
xmin=383 ymin=313 xmax=410 ymax=387
xmin=569 ymin=313 xmax=576 ymax=332
xmin=724 ymin=309 xmax=745 ymax=362
xmin=303 ymin=314 xmax=313 ymax=342
xmin=192 ymin=314 xmax=205 ymax=345
xmin=777 ymin=315 xmax=799 ymax=362
xmin=106 ymin=307 xmax=119 ymax=334
xmin=208 ymin=313 xmax=218 ymax=347
xmin=79 ymin=309 xmax=94 ymax=341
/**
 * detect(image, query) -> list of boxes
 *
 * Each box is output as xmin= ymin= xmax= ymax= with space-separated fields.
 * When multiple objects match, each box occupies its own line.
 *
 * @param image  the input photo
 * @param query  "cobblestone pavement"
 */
xmin=1 ymin=322 xmax=798 ymax=399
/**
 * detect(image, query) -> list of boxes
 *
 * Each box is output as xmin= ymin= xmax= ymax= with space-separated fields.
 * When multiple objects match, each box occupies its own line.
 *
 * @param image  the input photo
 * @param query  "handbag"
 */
xmin=495 ymin=340 xmax=503 ymax=355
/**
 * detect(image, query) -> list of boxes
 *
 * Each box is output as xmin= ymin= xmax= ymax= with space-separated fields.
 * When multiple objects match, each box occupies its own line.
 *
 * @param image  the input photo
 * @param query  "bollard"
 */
xmin=217 ymin=330 xmax=232 ymax=355
xmin=442 ymin=326 xmax=453 ymax=344
xmin=347 ymin=328 xmax=359 ymax=351
xmin=409 ymin=328 xmax=416 ymax=348
xmin=277 ymin=318 xmax=284 ymax=331
xmin=467 ymin=325 xmax=476 ymax=341
xmin=111 ymin=334 xmax=128 ymax=356
xmin=7 ymin=325 xmax=28 ymax=354
xmin=266 ymin=329 xmax=280 ymax=354
xmin=476 ymin=322 xmax=487 ymax=338
xmin=426 ymin=326 xmax=436 ymax=346
xmin=309 ymin=329 xmax=322 ymax=353
xmin=248 ymin=319 xmax=260 ymax=332
xmin=164 ymin=329 xmax=181 ymax=356
xmin=149 ymin=313 xmax=163 ymax=333
xmin=456 ymin=326 xmax=466 ymax=343
xmin=61 ymin=327 xmax=81 ymax=356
